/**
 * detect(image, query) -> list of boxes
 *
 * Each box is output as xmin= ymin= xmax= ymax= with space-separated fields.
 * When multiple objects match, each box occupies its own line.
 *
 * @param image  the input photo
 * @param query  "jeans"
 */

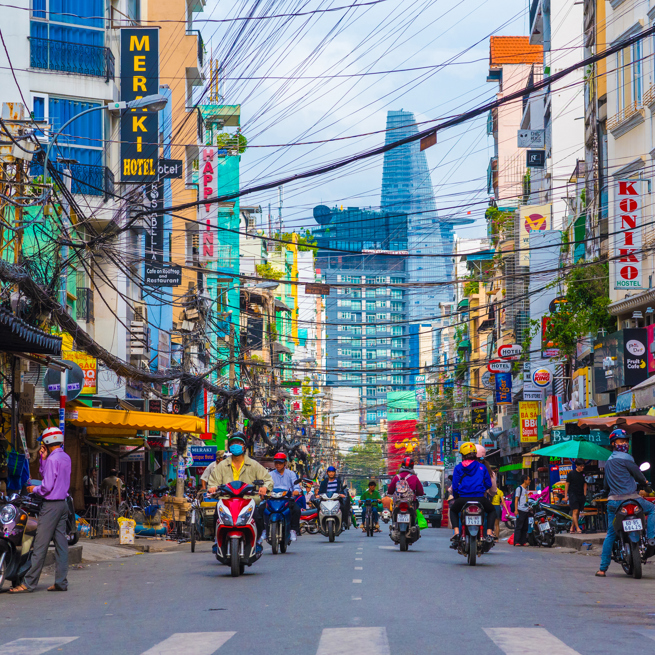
xmin=600 ymin=498 xmax=655 ymax=571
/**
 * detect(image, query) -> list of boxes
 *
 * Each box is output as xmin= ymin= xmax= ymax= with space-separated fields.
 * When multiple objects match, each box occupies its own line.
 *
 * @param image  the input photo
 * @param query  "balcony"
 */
xmin=30 ymin=37 xmax=115 ymax=81
xmin=607 ymin=102 xmax=645 ymax=139
xmin=76 ymin=288 xmax=94 ymax=322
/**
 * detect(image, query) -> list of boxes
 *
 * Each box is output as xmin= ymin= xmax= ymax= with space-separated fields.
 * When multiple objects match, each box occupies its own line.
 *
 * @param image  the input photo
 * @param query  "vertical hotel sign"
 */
xmin=614 ymin=180 xmax=643 ymax=289
xmin=120 ymin=29 xmax=159 ymax=182
xmin=200 ymin=147 xmax=219 ymax=261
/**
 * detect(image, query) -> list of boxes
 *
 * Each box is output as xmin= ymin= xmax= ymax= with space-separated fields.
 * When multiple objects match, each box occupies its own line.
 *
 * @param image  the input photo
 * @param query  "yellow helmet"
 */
xmin=459 ymin=442 xmax=477 ymax=457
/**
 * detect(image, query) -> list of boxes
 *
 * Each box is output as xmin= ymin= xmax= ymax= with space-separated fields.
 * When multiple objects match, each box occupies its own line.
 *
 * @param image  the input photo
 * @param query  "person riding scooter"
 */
xmin=596 ymin=429 xmax=655 ymax=577
xmin=387 ymin=458 xmax=424 ymax=503
xmin=261 ymin=452 xmax=302 ymax=543
xmin=317 ymin=466 xmax=351 ymax=529
xmin=360 ymin=480 xmax=382 ymax=531
xmin=449 ymin=442 xmax=495 ymax=549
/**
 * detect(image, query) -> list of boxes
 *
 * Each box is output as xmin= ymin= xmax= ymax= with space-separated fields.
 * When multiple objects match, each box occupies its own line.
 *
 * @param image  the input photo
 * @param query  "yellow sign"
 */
xmin=62 ymin=333 xmax=96 ymax=395
xmin=519 ymin=204 xmax=551 ymax=266
xmin=519 ymin=401 xmax=540 ymax=443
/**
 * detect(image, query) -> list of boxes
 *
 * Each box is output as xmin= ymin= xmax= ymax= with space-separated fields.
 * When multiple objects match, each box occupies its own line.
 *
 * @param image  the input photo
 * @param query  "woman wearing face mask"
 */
xmin=206 ymin=432 xmax=274 ymax=543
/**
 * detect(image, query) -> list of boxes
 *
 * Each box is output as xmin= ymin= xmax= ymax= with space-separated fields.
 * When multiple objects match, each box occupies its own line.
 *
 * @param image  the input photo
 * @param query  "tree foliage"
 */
xmin=343 ymin=436 xmax=385 ymax=492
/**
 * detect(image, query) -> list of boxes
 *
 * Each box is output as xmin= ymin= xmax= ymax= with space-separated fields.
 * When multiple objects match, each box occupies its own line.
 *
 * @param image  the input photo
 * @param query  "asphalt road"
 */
xmin=2 ymin=528 xmax=655 ymax=654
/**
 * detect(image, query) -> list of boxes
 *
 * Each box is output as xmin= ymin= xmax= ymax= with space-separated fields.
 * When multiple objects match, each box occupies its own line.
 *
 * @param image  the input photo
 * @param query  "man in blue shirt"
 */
xmin=264 ymin=452 xmax=301 ymax=541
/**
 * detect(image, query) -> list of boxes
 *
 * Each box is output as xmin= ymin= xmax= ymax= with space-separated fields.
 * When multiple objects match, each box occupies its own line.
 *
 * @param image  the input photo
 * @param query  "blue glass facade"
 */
xmin=313 ymin=206 xmax=410 ymax=425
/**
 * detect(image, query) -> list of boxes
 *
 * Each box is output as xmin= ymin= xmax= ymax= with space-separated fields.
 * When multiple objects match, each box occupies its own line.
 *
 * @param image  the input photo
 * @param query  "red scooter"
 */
xmin=213 ymin=481 xmax=263 ymax=577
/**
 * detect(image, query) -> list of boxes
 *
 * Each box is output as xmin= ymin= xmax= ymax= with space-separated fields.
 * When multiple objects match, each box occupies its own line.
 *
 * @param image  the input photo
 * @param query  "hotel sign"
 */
xmin=614 ymin=180 xmax=643 ymax=289
xmin=120 ymin=29 xmax=159 ymax=182
xmin=200 ymin=147 xmax=219 ymax=261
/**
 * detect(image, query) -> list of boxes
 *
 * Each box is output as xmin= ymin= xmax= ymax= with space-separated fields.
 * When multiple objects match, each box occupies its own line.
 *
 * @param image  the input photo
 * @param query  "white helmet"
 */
xmin=41 ymin=426 xmax=64 ymax=446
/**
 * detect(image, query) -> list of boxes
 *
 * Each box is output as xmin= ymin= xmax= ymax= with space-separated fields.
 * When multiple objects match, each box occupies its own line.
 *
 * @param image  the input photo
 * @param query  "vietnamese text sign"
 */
xmin=305 ymin=283 xmax=330 ymax=295
xmin=63 ymin=350 xmax=97 ymax=395
xmin=120 ymin=29 xmax=159 ymax=182
xmin=519 ymin=401 xmax=540 ymax=442
xmin=519 ymin=204 xmax=551 ymax=266
xmin=614 ymin=180 xmax=643 ymax=289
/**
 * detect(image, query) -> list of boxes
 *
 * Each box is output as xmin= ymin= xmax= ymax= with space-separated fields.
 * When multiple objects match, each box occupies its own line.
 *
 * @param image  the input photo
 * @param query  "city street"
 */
xmin=2 ymin=530 xmax=655 ymax=654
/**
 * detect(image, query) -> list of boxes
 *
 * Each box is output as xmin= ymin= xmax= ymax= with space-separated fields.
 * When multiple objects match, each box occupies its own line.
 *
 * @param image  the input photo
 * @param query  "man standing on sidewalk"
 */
xmin=513 ymin=475 xmax=531 ymax=547
xmin=564 ymin=459 xmax=587 ymax=533
xmin=9 ymin=427 xmax=71 ymax=593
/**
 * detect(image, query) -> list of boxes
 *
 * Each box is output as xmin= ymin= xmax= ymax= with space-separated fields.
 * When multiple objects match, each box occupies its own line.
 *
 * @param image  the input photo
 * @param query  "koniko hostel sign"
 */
xmin=120 ymin=29 xmax=159 ymax=182
xmin=519 ymin=401 xmax=540 ymax=442
xmin=519 ymin=204 xmax=551 ymax=266
xmin=614 ymin=180 xmax=643 ymax=289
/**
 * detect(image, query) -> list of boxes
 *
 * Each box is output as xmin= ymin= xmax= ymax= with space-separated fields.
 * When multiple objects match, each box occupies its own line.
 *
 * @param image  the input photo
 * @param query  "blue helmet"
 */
xmin=327 ymin=466 xmax=336 ymax=472
xmin=609 ymin=428 xmax=629 ymax=443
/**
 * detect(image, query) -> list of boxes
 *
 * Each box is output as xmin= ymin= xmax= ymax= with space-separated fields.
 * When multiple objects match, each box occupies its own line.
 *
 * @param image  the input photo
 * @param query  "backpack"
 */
xmin=392 ymin=476 xmax=415 ymax=506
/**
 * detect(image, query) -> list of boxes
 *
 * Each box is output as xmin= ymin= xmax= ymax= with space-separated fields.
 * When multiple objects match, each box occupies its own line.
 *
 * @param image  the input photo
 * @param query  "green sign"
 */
xmin=499 ymin=463 xmax=524 ymax=473
xmin=551 ymin=428 xmax=609 ymax=446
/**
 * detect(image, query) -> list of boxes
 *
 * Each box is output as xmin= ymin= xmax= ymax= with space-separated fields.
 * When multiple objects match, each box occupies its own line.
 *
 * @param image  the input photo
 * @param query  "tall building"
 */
xmin=380 ymin=110 xmax=472 ymax=382
xmin=313 ymin=205 xmax=410 ymax=427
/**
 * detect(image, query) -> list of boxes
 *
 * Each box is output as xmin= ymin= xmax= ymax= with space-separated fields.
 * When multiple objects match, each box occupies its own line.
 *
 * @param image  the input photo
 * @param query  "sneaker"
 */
xmin=259 ymin=530 xmax=267 ymax=544
xmin=449 ymin=534 xmax=460 ymax=550
xmin=290 ymin=530 xmax=297 ymax=542
xmin=212 ymin=543 xmax=218 ymax=555
xmin=255 ymin=543 xmax=263 ymax=555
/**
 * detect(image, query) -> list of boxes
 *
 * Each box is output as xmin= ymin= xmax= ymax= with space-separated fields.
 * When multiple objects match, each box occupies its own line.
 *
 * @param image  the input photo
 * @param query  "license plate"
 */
xmin=397 ymin=514 xmax=410 ymax=523
xmin=623 ymin=518 xmax=643 ymax=532
xmin=538 ymin=522 xmax=550 ymax=532
xmin=465 ymin=515 xmax=482 ymax=526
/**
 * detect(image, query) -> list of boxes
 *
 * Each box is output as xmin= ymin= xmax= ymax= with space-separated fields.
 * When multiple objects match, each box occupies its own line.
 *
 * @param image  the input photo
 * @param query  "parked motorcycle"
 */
xmin=537 ymin=501 xmax=586 ymax=534
xmin=501 ymin=487 xmax=550 ymax=530
xmin=300 ymin=507 xmax=318 ymax=534
xmin=318 ymin=493 xmax=344 ymax=542
xmin=264 ymin=488 xmax=293 ymax=554
xmin=456 ymin=500 xmax=494 ymax=565
xmin=390 ymin=499 xmax=420 ymax=551
xmin=381 ymin=508 xmax=391 ymax=524
xmin=213 ymin=480 xmax=263 ymax=577
xmin=527 ymin=498 xmax=555 ymax=548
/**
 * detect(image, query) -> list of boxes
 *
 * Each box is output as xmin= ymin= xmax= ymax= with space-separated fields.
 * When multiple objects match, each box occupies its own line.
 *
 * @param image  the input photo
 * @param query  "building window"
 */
xmin=392 ymin=326 xmax=403 ymax=336
xmin=337 ymin=312 xmax=352 ymax=319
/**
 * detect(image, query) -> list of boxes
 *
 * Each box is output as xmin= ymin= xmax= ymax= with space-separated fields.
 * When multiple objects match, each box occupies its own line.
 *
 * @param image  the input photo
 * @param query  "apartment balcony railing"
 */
xmin=607 ymin=102 xmax=640 ymax=133
xmin=76 ymin=287 xmax=94 ymax=323
xmin=29 ymin=37 xmax=115 ymax=81
xmin=643 ymin=85 xmax=655 ymax=108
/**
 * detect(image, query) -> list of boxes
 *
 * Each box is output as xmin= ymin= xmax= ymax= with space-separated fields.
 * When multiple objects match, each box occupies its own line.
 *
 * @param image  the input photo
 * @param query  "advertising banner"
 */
xmin=614 ymin=180 xmax=643 ymax=290
xmin=120 ymin=29 xmax=159 ymax=183
xmin=143 ymin=181 xmax=163 ymax=264
xmin=471 ymin=403 xmax=487 ymax=425
xmin=495 ymin=372 xmax=512 ymax=405
xmin=519 ymin=401 xmax=540 ymax=442
xmin=519 ymin=204 xmax=551 ymax=266
xmin=623 ymin=327 xmax=649 ymax=387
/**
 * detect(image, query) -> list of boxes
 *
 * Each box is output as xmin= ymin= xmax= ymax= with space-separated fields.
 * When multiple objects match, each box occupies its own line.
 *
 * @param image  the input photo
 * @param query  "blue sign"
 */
xmin=495 ymin=372 xmax=512 ymax=405
xmin=188 ymin=445 xmax=217 ymax=466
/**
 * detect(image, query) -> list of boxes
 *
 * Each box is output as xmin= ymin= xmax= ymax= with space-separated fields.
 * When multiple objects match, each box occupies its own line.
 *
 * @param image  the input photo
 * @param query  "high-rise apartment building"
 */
xmin=313 ymin=205 xmax=410 ymax=426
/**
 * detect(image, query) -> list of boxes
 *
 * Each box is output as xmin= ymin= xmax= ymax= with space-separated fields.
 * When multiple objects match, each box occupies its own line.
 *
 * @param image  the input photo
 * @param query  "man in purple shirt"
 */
xmin=9 ymin=426 xmax=71 ymax=594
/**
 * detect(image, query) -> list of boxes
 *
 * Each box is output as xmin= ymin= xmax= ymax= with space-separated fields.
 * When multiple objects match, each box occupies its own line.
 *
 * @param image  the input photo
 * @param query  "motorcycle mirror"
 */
xmin=640 ymin=462 xmax=651 ymax=472
xmin=253 ymin=479 xmax=264 ymax=486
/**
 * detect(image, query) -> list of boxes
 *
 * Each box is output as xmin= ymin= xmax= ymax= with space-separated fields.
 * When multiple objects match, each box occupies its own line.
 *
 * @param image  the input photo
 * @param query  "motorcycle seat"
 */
xmin=301 ymin=509 xmax=317 ymax=517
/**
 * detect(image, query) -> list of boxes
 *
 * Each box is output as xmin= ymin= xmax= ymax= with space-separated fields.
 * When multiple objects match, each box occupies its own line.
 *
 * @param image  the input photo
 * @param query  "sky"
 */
xmin=197 ymin=0 xmax=529 ymax=240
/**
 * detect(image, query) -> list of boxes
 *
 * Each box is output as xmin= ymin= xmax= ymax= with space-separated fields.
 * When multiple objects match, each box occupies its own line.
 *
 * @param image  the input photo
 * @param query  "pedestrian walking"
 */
xmin=490 ymin=486 xmax=504 ymax=541
xmin=9 ymin=427 xmax=71 ymax=593
xmin=513 ymin=475 xmax=531 ymax=547
xmin=564 ymin=459 xmax=587 ymax=533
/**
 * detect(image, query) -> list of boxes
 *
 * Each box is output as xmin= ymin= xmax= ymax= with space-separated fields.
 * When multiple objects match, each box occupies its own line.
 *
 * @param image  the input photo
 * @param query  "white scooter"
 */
xmin=318 ymin=493 xmax=344 ymax=542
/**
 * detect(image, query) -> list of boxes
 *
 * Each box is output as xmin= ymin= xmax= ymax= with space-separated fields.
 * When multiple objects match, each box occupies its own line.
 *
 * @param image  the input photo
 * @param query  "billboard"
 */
xmin=614 ymin=180 xmax=643 ymax=290
xmin=495 ymin=372 xmax=512 ymax=405
xmin=519 ymin=401 xmax=540 ymax=442
xmin=120 ymin=29 xmax=159 ymax=182
xmin=519 ymin=204 xmax=551 ymax=266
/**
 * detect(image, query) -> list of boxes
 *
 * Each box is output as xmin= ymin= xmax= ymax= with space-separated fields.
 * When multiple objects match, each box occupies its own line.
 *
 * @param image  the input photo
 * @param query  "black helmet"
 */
xmin=228 ymin=431 xmax=247 ymax=445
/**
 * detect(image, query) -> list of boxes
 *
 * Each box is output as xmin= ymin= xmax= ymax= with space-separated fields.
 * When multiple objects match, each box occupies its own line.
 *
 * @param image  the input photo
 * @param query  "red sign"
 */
xmin=498 ymin=344 xmax=522 ymax=359
xmin=488 ymin=360 xmax=512 ymax=373
xmin=614 ymin=180 xmax=642 ymax=290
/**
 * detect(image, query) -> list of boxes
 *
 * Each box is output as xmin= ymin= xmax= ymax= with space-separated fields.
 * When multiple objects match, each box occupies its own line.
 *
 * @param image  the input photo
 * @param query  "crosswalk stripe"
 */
xmin=0 ymin=638 xmax=79 ymax=655
xmin=484 ymin=628 xmax=581 ymax=655
xmin=139 ymin=632 xmax=235 ymax=655
xmin=635 ymin=629 xmax=655 ymax=642
xmin=316 ymin=628 xmax=390 ymax=655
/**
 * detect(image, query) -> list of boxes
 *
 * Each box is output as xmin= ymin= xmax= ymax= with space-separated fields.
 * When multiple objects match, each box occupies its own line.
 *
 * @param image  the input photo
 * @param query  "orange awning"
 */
xmin=68 ymin=407 xmax=204 ymax=434
xmin=577 ymin=416 xmax=655 ymax=434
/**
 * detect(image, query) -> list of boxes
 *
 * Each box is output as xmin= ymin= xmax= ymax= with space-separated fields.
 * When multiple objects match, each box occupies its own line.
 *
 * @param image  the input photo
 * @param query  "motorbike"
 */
xmin=381 ymin=508 xmax=391 ymax=524
xmin=390 ymin=499 xmax=420 ymax=551
xmin=362 ymin=499 xmax=377 ymax=537
xmin=300 ymin=507 xmax=318 ymax=534
xmin=213 ymin=480 xmax=264 ymax=577
xmin=527 ymin=498 xmax=555 ymax=548
xmin=456 ymin=500 xmax=494 ymax=566
xmin=263 ymin=488 xmax=293 ymax=554
xmin=501 ymin=487 xmax=550 ymax=530
xmin=317 ymin=492 xmax=344 ymax=542
xmin=537 ymin=500 xmax=586 ymax=534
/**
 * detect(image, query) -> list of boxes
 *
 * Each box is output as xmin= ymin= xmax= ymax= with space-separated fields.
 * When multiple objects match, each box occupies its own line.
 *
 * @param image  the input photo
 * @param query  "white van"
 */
xmin=414 ymin=465 xmax=444 ymax=528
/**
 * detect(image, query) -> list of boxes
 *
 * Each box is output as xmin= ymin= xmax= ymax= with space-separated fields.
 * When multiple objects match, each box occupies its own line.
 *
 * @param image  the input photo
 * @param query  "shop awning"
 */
xmin=274 ymin=299 xmax=292 ymax=313
xmin=0 ymin=307 xmax=62 ymax=355
xmin=615 ymin=391 xmax=635 ymax=413
xmin=578 ymin=415 xmax=655 ymax=434
xmin=68 ymin=407 xmax=204 ymax=434
xmin=629 ymin=374 xmax=655 ymax=410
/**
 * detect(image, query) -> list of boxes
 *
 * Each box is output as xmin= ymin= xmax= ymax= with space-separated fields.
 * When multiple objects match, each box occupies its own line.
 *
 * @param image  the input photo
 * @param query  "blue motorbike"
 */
xmin=264 ymin=488 xmax=293 ymax=554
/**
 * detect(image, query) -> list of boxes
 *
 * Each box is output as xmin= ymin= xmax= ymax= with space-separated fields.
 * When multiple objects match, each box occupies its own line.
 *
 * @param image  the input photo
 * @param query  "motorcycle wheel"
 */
xmin=230 ymin=537 xmax=241 ymax=578
xmin=280 ymin=529 xmax=288 ymax=553
xmin=399 ymin=532 xmax=407 ymax=551
xmin=467 ymin=535 xmax=477 ymax=566
xmin=270 ymin=521 xmax=279 ymax=554
xmin=631 ymin=541 xmax=642 ymax=579
xmin=620 ymin=542 xmax=633 ymax=576
xmin=190 ymin=521 xmax=196 ymax=553
xmin=328 ymin=521 xmax=335 ymax=543
xmin=543 ymin=531 xmax=555 ymax=548
xmin=0 ymin=550 xmax=7 ymax=591
xmin=309 ymin=524 xmax=318 ymax=534
xmin=504 ymin=519 xmax=515 ymax=530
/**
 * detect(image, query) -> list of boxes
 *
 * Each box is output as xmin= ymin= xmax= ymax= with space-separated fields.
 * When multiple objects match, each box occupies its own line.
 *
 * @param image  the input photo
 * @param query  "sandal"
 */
xmin=8 ymin=584 xmax=30 ymax=594
xmin=47 ymin=585 xmax=66 ymax=592
xmin=595 ymin=571 xmax=606 ymax=577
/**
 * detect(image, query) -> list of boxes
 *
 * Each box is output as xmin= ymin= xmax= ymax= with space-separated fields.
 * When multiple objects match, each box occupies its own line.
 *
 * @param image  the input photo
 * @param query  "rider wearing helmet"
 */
xmin=10 ymin=427 xmax=71 ymax=594
xmin=596 ymin=429 xmax=655 ymax=577
xmin=318 ymin=466 xmax=352 ymax=528
xmin=449 ymin=442 xmax=495 ymax=548
xmin=387 ymin=457 xmax=425 ymax=502
xmin=262 ymin=452 xmax=301 ymax=542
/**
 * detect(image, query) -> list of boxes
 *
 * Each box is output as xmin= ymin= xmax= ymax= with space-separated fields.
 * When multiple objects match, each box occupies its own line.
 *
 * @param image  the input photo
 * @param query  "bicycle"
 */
xmin=187 ymin=493 xmax=205 ymax=552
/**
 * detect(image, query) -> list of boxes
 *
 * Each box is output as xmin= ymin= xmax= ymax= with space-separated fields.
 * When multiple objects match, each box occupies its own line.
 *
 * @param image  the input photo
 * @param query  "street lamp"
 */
xmin=256 ymin=280 xmax=280 ymax=290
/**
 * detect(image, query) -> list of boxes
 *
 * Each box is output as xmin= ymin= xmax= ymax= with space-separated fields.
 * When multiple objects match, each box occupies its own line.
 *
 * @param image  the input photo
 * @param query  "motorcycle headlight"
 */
xmin=218 ymin=505 xmax=233 ymax=526
xmin=0 ymin=504 xmax=17 ymax=524
xmin=236 ymin=506 xmax=253 ymax=526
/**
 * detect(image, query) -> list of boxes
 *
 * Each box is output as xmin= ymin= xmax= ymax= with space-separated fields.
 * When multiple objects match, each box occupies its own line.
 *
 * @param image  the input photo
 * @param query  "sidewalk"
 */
xmin=554 ymin=531 xmax=605 ymax=552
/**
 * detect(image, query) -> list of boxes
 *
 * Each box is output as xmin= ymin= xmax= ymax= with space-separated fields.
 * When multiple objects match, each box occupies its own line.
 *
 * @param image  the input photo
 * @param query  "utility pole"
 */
xmin=229 ymin=323 xmax=236 ymax=388
xmin=278 ymin=186 xmax=283 ymax=235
